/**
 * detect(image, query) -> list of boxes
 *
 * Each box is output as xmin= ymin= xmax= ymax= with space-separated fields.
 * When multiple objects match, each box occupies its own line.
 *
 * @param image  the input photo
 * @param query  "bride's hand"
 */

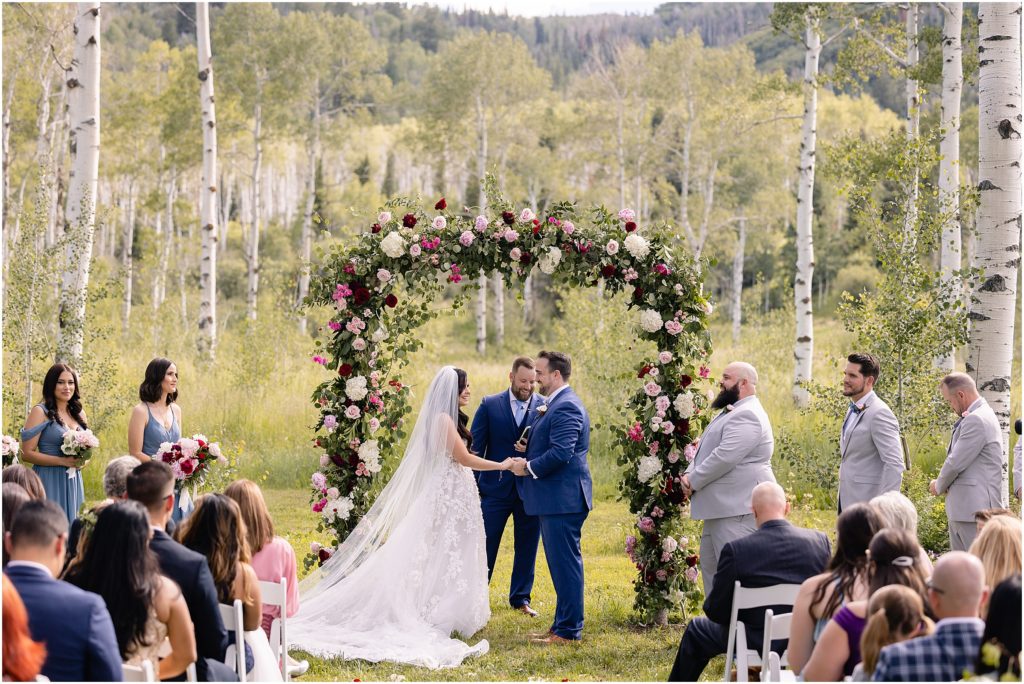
xmin=499 ymin=457 xmax=514 ymax=470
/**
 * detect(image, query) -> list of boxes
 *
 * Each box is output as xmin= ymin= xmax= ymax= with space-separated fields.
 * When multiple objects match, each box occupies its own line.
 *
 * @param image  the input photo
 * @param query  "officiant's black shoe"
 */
xmin=516 ymin=603 xmax=539 ymax=618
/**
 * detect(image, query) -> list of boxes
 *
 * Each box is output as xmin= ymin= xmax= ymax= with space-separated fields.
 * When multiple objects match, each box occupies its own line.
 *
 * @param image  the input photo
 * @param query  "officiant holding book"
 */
xmin=470 ymin=356 xmax=544 ymax=617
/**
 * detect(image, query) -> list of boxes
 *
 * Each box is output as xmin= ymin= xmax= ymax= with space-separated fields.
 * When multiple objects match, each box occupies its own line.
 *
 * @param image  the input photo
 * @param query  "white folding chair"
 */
xmin=219 ymin=599 xmax=247 ymax=683
xmin=259 ymin=576 xmax=290 ymax=681
xmin=723 ymin=581 xmax=802 ymax=682
xmin=759 ymin=610 xmax=797 ymax=682
xmin=122 ymin=660 xmax=156 ymax=682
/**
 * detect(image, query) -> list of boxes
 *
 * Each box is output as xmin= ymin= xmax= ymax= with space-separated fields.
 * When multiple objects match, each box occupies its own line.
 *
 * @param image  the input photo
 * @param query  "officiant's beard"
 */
xmin=711 ymin=383 xmax=740 ymax=410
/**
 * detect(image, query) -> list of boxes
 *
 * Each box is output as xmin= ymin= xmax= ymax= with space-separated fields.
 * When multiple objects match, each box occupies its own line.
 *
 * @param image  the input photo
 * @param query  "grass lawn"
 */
xmin=265 ymin=488 xmax=834 ymax=681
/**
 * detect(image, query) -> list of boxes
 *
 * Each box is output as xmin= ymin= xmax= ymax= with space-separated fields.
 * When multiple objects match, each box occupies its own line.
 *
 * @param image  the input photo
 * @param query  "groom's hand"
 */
xmin=510 ymin=458 xmax=528 ymax=476
xmin=681 ymin=473 xmax=693 ymax=498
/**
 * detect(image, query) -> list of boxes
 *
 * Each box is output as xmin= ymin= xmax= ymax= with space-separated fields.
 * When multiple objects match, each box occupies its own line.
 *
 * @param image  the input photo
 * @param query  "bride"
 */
xmin=289 ymin=366 xmax=518 ymax=668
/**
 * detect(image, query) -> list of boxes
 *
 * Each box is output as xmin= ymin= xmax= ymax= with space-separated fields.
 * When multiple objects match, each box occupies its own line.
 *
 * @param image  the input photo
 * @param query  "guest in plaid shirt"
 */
xmin=872 ymin=552 xmax=987 ymax=681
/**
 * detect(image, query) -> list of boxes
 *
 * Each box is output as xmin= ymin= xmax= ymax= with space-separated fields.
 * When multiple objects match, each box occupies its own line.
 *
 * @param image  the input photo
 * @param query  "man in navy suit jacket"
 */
xmin=470 ymin=356 xmax=543 ymax=617
xmin=4 ymin=499 xmax=123 ymax=682
xmin=668 ymin=483 xmax=831 ymax=681
xmin=128 ymin=461 xmax=237 ymax=682
xmin=512 ymin=350 xmax=593 ymax=643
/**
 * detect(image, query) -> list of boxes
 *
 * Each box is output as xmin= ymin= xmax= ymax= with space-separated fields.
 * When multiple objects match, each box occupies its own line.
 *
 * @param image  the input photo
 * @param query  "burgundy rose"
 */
xmin=315 ymin=438 xmax=322 ymax=448
xmin=318 ymin=548 xmax=332 ymax=564
xmin=385 ymin=294 xmax=398 ymax=308
xmin=353 ymin=287 xmax=371 ymax=305
xmin=601 ymin=264 xmax=617 ymax=278
xmin=347 ymin=451 xmax=360 ymax=467
xmin=678 ymin=419 xmax=690 ymax=435
xmin=625 ymin=221 xmax=637 ymax=232
xmin=638 ymin=365 xmax=652 ymax=378
xmin=402 ymin=213 xmax=417 ymax=228
xmin=532 ymin=225 xmax=541 ymax=236
xmin=330 ymin=453 xmax=346 ymax=468
xmin=435 ymin=197 xmax=447 ymax=210
xmin=519 ymin=252 xmax=532 ymax=265
xmin=371 ymin=223 xmax=382 ymax=234
xmin=180 ymin=459 xmax=195 ymax=475
xmin=338 ymin=363 xmax=353 ymax=377
xmin=501 ymin=211 xmax=516 ymax=226
xmin=680 ymin=374 xmax=693 ymax=388
xmin=633 ymin=287 xmax=645 ymax=300
xmin=686 ymin=554 xmax=699 ymax=568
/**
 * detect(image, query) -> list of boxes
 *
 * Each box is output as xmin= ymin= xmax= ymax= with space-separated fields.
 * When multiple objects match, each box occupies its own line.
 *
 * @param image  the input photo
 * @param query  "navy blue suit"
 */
xmin=518 ymin=385 xmax=593 ymax=640
xmin=471 ymin=390 xmax=543 ymax=608
xmin=5 ymin=563 xmax=123 ymax=682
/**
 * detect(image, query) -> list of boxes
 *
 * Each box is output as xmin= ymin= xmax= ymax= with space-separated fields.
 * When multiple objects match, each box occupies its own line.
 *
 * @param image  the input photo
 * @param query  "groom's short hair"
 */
xmin=512 ymin=356 xmax=534 ymax=374
xmin=538 ymin=350 xmax=571 ymax=379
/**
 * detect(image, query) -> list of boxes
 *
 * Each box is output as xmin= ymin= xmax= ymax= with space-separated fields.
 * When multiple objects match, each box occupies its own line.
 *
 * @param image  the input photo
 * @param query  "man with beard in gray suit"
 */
xmin=930 ymin=372 xmax=1006 ymax=551
xmin=682 ymin=361 xmax=775 ymax=596
xmin=837 ymin=353 xmax=905 ymax=512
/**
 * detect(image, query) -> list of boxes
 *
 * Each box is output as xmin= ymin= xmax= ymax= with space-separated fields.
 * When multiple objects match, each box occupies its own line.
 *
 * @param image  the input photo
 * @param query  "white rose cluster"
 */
xmin=624 ymin=233 xmax=650 ymax=260
xmin=371 ymin=325 xmax=389 ymax=343
xmin=637 ymin=455 xmax=662 ymax=483
xmin=322 ymin=495 xmax=355 ymax=523
xmin=381 ymin=231 xmax=405 ymax=258
xmin=639 ymin=309 xmax=664 ymax=333
xmin=538 ymin=246 xmax=562 ymax=275
xmin=345 ymin=376 xmax=369 ymax=401
xmin=674 ymin=392 xmax=695 ymax=419
xmin=358 ymin=439 xmax=382 ymax=474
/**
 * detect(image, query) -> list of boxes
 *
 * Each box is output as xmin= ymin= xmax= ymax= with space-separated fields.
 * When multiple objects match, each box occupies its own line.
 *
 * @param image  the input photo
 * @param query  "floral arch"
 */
xmin=305 ymin=190 xmax=716 ymax=621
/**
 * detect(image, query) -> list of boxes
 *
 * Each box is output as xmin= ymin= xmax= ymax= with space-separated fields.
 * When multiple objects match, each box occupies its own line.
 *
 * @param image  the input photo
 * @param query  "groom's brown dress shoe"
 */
xmin=529 ymin=628 xmax=554 ymax=638
xmin=516 ymin=603 xmax=539 ymax=618
xmin=530 ymin=634 xmax=576 ymax=645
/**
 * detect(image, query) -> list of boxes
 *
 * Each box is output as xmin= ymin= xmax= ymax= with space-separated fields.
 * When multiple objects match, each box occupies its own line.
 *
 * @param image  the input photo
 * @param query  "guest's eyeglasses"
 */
xmin=926 ymin=579 xmax=945 ymax=595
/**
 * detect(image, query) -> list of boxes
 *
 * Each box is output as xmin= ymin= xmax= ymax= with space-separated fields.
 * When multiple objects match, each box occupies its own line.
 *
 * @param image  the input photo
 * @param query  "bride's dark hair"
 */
xmin=454 ymin=368 xmax=473 ymax=450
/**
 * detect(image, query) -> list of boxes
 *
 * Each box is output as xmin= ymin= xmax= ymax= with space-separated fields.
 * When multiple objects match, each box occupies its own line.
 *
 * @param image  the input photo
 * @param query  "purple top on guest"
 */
xmin=833 ymin=604 xmax=868 ymax=677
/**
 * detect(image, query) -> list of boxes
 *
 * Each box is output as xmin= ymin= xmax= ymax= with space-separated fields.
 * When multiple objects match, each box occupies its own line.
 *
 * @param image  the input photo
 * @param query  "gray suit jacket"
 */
xmin=935 ymin=398 xmax=1005 ymax=522
xmin=838 ymin=393 xmax=905 ymax=509
xmin=686 ymin=395 xmax=776 ymax=520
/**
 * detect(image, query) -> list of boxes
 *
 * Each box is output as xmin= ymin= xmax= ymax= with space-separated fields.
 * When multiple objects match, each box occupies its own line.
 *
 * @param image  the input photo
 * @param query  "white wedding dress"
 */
xmin=289 ymin=367 xmax=491 ymax=669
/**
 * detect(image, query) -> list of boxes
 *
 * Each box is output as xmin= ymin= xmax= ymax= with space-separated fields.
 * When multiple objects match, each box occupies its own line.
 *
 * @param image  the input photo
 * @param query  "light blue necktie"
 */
xmin=514 ymin=400 xmax=525 ymax=425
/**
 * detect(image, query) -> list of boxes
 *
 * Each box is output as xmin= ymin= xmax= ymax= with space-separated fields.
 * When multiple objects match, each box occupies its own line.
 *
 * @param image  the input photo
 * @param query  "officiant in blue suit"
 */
xmin=470 ymin=356 xmax=544 ymax=617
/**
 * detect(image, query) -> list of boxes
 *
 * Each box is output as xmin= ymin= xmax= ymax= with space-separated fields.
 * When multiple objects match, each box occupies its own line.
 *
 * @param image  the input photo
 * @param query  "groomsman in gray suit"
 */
xmin=682 ymin=361 xmax=775 ymax=596
xmin=837 ymin=353 xmax=905 ymax=512
xmin=930 ymin=372 xmax=1006 ymax=551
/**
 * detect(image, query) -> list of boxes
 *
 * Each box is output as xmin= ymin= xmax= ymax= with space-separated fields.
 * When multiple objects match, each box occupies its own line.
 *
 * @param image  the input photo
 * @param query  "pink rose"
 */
xmin=432 ymin=216 xmax=446 ymax=230
xmin=323 ymin=415 xmax=338 ymax=431
xmin=667 ymin=450 xmax=680 ymax=464
xmin=651 ymin=506 xmax=664 ymax=518
xmin=519 ymin=208 xmax=535 ymax=222
xmin=319 ymin=454 xmax=330 ymax=467
xmin=648 ymin=441 xmax=660 ymax=455
xmin=311 ymin=472 xmax=327 ymax=489
xmin=377 ymin=268 xmax=392 ymax=283
xmin=345 ymin=405 xmax=361 ymax=420
xmin=503 ymin=229 xmax=519 ymax=242
xmin=475 ymin=215 xmax=488 ymax=232
xmin=369 ymin=418 xmax=381 ymax=432
xmin=661 ymin=551 xmax=672 ymax=562
xmin=644 ymin=382 xmax=662 ymax=397
xmin=562 ymin=220 xmax=575 ymax=235
xmin=377 ymin=211 xmax=392 ymax=224
xmin=606 ymin=240 xmax=619 ymax=255
xmin=655 ymin=396 xmax=670 ymax=413
xmin=656 ymin=569 xmax=668 ymax=581
xmin=459 ymin=231 xmax=474 ymax=247
xmin=665 ymin=320 xmax=683 ymax=335
xmin=510 ymin=247 xmax=522 ymax=261
xmin=684 ymin=443 xmax=698 ymax=462
xmin=310 ymin=541 xmax=322 ymax=553
xmin=638 ymin=517 xmax=655 ymax=533
xmin=627 ymin=422 xmax=644 ymax=442
xmin=352 ymin=338 xmax=367 ymax=351
xmin=619 ymin=208 xmax=636 ymax=222
xmin=409 ymin=244 xmax=422 ymax=257
xmin=356 ymin=462 xmax=370 ymax=477
xmin=659 ymin=351 xmax=673 ymax=364
xmin=685 ymin=566 xmax=699 ymax=583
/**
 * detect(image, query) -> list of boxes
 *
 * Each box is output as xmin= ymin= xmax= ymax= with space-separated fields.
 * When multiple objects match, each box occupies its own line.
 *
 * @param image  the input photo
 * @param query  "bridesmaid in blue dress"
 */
xmin=128 ymin=358 xmax=190 ymax=522
xmin=19 ymin=363 xmax=90 ymax=524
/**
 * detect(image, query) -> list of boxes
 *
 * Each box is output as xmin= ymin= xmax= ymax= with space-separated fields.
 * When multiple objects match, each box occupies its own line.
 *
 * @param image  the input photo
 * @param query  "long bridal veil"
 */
xmin=290 ymin=365 xmax=491 ymax=668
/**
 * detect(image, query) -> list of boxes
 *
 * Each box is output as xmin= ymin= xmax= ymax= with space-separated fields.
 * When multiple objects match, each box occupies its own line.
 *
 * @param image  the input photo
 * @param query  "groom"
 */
xmin=511 ymin=350 xmax=593 ymax=644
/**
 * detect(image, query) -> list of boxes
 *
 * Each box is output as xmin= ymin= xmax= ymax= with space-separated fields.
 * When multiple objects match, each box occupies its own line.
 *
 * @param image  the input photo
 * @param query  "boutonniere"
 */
xmin=961 ymin=409 xmax=971 ymax=418
xmin=725 ymin=404 xmax=735 ymax=412
xmin=855 ymin=402 xmax=866 ymax=412
xmin=535 ymin=404 xmax=549 ymax=416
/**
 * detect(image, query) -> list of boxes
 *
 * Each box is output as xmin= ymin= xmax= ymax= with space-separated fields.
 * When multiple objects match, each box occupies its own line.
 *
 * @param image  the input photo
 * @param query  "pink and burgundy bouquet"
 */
xmin=2 ymin=434 xmax=20 ymax=467
xmin=155 ymin=434 xmax=226 ymax=489
xmin=60 ymin=429 xmax=99 ymax=479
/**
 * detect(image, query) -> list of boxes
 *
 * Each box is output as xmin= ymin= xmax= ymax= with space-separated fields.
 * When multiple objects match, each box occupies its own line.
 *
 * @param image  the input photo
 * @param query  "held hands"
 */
xmin=508 ymin=457 xmax=528 ymax=476
xmin=680 ymin=473 xmax=693 ymax=498
xmin=929 ymin=479 xmax=940 ymax=496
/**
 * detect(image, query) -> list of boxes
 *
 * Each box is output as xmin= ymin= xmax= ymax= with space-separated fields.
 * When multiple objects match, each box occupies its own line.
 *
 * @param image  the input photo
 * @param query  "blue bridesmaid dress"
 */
xmin=141 ymin=405 xmax=191 ymax=523
xmin=20 ymin=404 xmax=85 ymax=524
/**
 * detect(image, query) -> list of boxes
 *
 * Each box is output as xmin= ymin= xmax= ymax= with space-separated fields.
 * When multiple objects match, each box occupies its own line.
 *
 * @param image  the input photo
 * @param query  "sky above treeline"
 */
xmin=418 ymin=0 xmax=666 ymax=17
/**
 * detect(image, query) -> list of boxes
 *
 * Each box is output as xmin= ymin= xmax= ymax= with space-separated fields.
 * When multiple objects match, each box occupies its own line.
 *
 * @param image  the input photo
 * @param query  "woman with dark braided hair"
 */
xmin=19 ymin=363 xmax=91 ymax=523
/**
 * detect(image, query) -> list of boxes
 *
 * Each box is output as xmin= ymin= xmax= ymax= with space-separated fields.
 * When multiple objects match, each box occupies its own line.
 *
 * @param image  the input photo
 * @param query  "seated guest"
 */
xmin=852 ymin=585 xmax=933 ymax=681
xmin=224 ymin=479 xmax=308 ymax=677
xmin=869 ymin=491 xmax=932 ymax=573
xmin=668 ymin=482 xmax=831 ymax=681
xmin=63 ymin=500 xmax=197 ymax=679
xmin=802 ymin=528 xmax=930 ymax=681
xmin=789 ymin=503 xmax=884 ymax=672
xmin=1 ymin=463 xmax=46 ymax=500
xmin=127 ymin=461 xmax=236 ymax=682
xmin=3 ymin=482 xmax=30 ymax=567
xmin=973 ymin=507 xmax=1016 ymax=534
xmin=2 ymin=574 xmax=46 ymax=682
xmin=973 ymin=574 xmax=1021 ymax=680
xmin=178 ymin=494 xmax=281 ymax=682
xmin=872 ymin=551 xmax=988 ymax=681
xmin=3 ymin=499 xmax=122 ymax=681
xmin=65 ymin=455 xmax=141 ymax=566
xmin=968 ymin=515 xmax=1022 ymax=617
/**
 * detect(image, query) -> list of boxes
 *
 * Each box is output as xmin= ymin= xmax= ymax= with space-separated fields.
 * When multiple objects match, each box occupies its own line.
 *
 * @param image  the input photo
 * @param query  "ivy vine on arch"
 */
xmin=305 ymin=184 xmax=716 ymax=621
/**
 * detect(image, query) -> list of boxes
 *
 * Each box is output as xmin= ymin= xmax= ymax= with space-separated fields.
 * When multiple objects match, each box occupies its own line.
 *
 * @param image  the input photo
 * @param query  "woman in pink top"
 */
xmin=224 ymin=479 xmax=306 ymax=676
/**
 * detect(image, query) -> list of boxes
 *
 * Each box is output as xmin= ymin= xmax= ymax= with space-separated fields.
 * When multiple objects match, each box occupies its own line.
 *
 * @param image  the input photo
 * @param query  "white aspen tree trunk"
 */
xmin=121 ymin=179 xmax=135 ymax=336
xmin=46 ymin=82 xmax=69 ymax=249
xmin=247 ymin=99 xmax=262 ymax=321
xmin=969 ymin=1 xmax=1022 ymax=506
xmin=152 ymin=210 xmax=164 ymax=309
xmin=475 ymin=94 xmax=487 ymax=355
xmin=2 ymin=75 xmax=15 ymax=235
xmin=298 ymin=86 xmax=320 ymax=335
xmin=56 ymin=2 xmax=101 ymax=366
xmin=176 ymin=216 xmax=188 ymax=331
xmin=904 ymin=4 xmax=921 ymax=244
xmin=792 ymin=10 xmax=820 ymax=408
xmin=493 ymin=272 xmax=505 ymax=348
xmin=523 ymin=272 xmax=534 ymax=326
xmin=731 ymin=217 xmax=746 ymax=344
xmin=938 ymin=2 xmax=964 ymax=370
xmin=196 ymin=1 xmax=218 ymax=358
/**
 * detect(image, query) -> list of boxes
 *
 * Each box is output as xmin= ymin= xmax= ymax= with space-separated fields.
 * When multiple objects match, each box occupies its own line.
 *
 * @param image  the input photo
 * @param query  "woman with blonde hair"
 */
xmin=853 ymin=584 xmax=933 ymax=680
xmin=969 ymin=514 xmax=1023 ymax=616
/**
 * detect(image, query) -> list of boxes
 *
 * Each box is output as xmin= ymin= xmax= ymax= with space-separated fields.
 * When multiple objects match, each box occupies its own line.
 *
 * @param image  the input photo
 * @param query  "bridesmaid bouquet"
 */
xmin=155 ymin=434 xmax=226 ymax=507
xmin=2 ymin=435 xmax=19 ymax=466
xmin=60 ymin=429 xmax=99 ymax=479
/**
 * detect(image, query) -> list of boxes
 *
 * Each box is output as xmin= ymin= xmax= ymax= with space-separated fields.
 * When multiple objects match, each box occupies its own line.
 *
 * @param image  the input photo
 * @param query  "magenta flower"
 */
xmin=627 ymin=422 xmax=644 ymax=442
xmin=618 ymin=208 xmax=636 ymax=222
xmin=638 ymin=517 xmax=655 ymax=534
xmin=699 ymin=366 xmax=711 ymax=378
xmin=312 ymin=498 xmax=328 ymax=513
xmin=312 ymin=355 xmax=327 ymax=365
xmin=328 ymin=321 xmax=342 ymax=332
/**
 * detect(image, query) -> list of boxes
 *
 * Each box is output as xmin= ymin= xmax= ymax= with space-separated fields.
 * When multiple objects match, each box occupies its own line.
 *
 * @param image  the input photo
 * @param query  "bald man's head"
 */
xmin=712 ymin=362 xmax=760 ymax=409
xmin=751 ymin=482 xmax=789 ymax=526
xmin=930 ymin=551 xmax=988 ymax=619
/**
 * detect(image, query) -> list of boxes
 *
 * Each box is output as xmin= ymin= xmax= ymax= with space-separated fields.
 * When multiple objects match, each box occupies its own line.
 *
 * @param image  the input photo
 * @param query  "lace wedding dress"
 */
xmin=289 ymin=367 xmax=491 ymax=669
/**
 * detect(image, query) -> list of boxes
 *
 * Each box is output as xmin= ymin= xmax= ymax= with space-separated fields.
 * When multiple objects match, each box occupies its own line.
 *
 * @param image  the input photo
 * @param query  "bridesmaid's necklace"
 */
xmin=149 ymin=401 xmax=173 ymax=430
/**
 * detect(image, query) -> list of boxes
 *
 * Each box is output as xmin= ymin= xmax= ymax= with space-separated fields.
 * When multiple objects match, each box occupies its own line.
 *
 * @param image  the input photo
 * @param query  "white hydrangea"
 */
xmin=325 ymin=496 xmax=355 ymax=522
xmin=538 ymin=246 xmax=562 ymax=275
xmin=380 ymin=231 xmax=405 ymax=258
xmin=674 ymin=392 xmax=695 ymax=419
xmin=371 ymin=325 xmax=389 ymax=343
xmin=624 ymin=233 xmax=650 ymax=260
xmin=345 ymin=376 xmax=369 ymax=401
xmin=639 ymin=308 xmax=664 ymax=333
xmin=637 ymin=455 xmax=662 ymax=483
